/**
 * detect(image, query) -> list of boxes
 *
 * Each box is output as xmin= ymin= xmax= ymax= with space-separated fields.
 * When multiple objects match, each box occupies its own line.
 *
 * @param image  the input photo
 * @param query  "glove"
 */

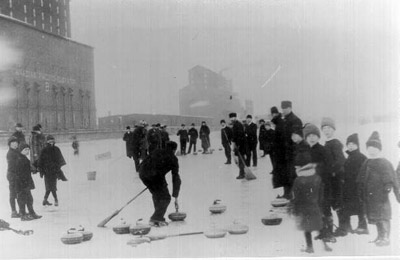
xmin=174 ymin=198 xmax=179 ymax=210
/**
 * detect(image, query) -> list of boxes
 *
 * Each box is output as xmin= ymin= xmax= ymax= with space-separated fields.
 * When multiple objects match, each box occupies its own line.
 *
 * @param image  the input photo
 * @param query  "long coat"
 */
xmin=271 ymin=114 xmax=288 ymax=188
xmin=123 ymin=131 xmax=134 ymax=158
xmin=245 ymin=122 xmax=258 ymax=149
xmin=221 ymin=126 xmax=232 ymax=146
xmin=342 ymin=149 xmax=367 ymax=216
xmin=29 ymin=131 xmax=46 ymax=164
xmin=292 ymin=170 xmax=323 ymax=232
xmin=258 ymin=125 xmax=267 ymax=150
xmin=15 ymin=153 xmax=35 ymax=192
xmin=199 ymin=125 xmax=211 ymax=149
xmin=188 ymin=128 xmax=198 ymax=143
xmin=282 ymin=112 xmax=303 ymax=163
xmin=357 ymin=158 xmax=399 ymax=223
xmin=37 ymin=144 xmax=66 ymax=191
xmin=6 ymin=148 xmax=20 ymax=183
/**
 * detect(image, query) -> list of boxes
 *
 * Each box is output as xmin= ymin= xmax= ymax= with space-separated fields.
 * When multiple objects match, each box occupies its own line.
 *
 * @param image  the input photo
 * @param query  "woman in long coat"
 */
xmin=37 ymin=135 xmax=66 ymax=207
xmin=199 ymin=121 xmax=210 ymax=154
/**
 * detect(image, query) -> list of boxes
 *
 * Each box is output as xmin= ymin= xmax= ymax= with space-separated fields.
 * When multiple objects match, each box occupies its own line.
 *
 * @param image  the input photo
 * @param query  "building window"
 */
xmin=41 ymin=12 xmax=44 ymax=20
xmin=24 ymin=16 xmax=27 ymax=22
xmin=57 ymin=18 xmax=59 ymax=26
xmin=56 ymin=6 xmax=59 ymax=14
xmin=65 ymin=21 xmax=68 ymax=32
xmin=33 ymin=8 xmax=36 ymax=17
xmin=33 ymin=20 xmax=36 ymax=26
xmin=9 ymin=0 xmax=12 ymax=8
xmin=57 ymin=28 xmax=60 ymax=34
xmin=50 ymin=26 xmax=52 ymax=32
xmin=24 ymin=5 xmax=27 ymax=13
xmin=50 ymin=16 xmax=52 ymax=23
xmin=42 ymin=23 xmax=44 ymax=30
xmin=41 ymin=0 xmax=43 ymax=7
xmin=64 ymin=9 xmax=67 ymax=17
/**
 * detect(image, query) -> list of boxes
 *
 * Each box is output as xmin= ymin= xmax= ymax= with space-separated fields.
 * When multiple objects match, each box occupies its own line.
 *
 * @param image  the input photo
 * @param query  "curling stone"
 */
xmin=168 ymin=206 xmax=187 ymax=222
xmin=66 ymin=226 xmax=93 ymax=241
xmin=271 ymin=198 xmax=289 ymax=207
xmin=261 ymin=214 xmax=283 ymax=226
xmin=193 ymin=152 xmax=198 ymax=155
xmin=61 ymin=232 xmax=84 ymax=245
xmin=204 ymin=228 xmax=227 ymax=239
xmin=226 ymin=221 xmax=249 ymax=235
xmin=130 ymin=219 xmax=151 ymax=236
xmin=209 ymin=199 xmax=227 ymax=214
xmin=113 ymin=219 xmax=131 ymax=234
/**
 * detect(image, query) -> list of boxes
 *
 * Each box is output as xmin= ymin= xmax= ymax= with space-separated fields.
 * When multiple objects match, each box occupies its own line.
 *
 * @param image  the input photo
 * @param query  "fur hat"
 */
xmin=259 ymin=119 xmax=265 ymax=123
xmin=281 ymin=101 xmax=292 ymax=109
xmin=220 ymin=119 xmax=226 ymax=124
xmin=126 ymin=126 xmax=131 ymax=130
xmin=8 ymin=136 xmax=18 ymax=146
xmin=321 ymin=117 xmax=336 ymax=130
xmin=303 ymin=123 xmax=320 ymax=138
xmin=191 ymin=123 xmax=195 ymax=126
xmin=33 ymin=125 xmax=40 ymax=131
xmin=366 ymin=131 xmax=382 ymax=150
xmin=156 ymin=123 xmax=161 ymax=127
xmin=246 ymin=115 xmax=252 ymax=119
xmin=270 ymin=106 xmax=279 ymax=114
xmin=19 ymin=143 xmax=30 ymax=151
xmin=229 ymin=112 xmax=237 ymax=118
xmin=346 ymin=133 xmax=359 ymax=146
xmin=46 ymin=135 xmax=55 ymax=142
xmin=181 ymin=124 xmax=185 ymax=127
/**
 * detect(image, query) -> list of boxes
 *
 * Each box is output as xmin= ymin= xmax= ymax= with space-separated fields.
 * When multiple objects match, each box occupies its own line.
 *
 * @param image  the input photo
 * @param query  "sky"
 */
xmin=70 ymin=0 xmax=400 ymax=124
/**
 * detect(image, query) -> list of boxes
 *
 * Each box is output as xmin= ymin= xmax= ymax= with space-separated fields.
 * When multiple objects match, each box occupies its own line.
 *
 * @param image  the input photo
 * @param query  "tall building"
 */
xmin=179 ymin=65 xmax=245 ymax=121
xmin=0 ymin=0 xmax=96 ymax=131
xmin=0 ymin=0 xmax=71 ymax=38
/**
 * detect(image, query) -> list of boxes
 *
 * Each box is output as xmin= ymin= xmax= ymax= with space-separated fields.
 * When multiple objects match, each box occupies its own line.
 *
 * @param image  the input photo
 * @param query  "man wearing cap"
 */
xmin=229 ymin=113 xmax=246 ymax=179
xmin=6 ymin=136 xmax=21 ymax=218
xmin=12 ymin=123 xmax=26 ymax=150
xmin=29 ymin=125 xmax=46 ymax=173
xmin=220 ymin=120 xmax=232 ymax=164
xmin=37 ymin=135 xmax=67 ymax=206
xmin=245 ymin=115 xmax=258 ymax=167
xmin=281 ymin=101 xmax=303 ymax=199
xmin=177 ymin=124 xmax=189 ymax=155
xmin=187 ymin=123 xmax=199 ymax=154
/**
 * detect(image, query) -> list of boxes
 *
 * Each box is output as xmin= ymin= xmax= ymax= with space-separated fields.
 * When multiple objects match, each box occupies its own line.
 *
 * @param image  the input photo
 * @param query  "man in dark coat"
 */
xmin=229 ymin=113 xmax=246 ymax=179
xmin=177 ymin=124 xmax=189 ymax=155
xmin=139 ymin=141 xmax=181 ymax=227
xmin=131 ymin=124 xmax=146 ymax=172
xmin=200 ymin=121 xmax=211 ymax=154
xmin=187 ymin=123 xmax=198 ymax=154
xmin=220 ymin=120 xmax=232 ymax=164
xmin=258 ymin=119 xmax=267 ymax=157
xmin=342 ymin=133 xmax=368 ymax=235
xmin=29 ymin=125 xmax=46 ymax=172
xmin=147 ymin=124 xmax=162 ymax=155
xmin=281 ymin=101 xmax=303 ymax=199
xmin=123 ymin=126 xmax=134 ymax=159
xmin=16 ymin=144 xmax=42 ymax=221
xmin=12 ymin=123 xmax=26 ymax=150
xmin=245 ymin=115 xmax=258 ymax=167
xmin=160 ymin=125 xmax=170 ymax=149
xmin=37 ymin=135 xmax=67 ymax=207
xmin=6 ymin=136 xmax=20 ymax=218
xmin=139 ymin=121 xmax=149 ymax=160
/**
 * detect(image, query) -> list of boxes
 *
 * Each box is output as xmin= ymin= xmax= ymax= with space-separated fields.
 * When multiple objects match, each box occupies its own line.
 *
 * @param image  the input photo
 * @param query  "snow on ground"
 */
xmin=0 ymin=123 xmax=399 ymax=258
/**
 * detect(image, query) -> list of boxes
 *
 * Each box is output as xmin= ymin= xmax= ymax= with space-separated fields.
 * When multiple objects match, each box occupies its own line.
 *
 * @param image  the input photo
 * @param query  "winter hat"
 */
xmin=246 ymin=115 xmax=252 ymax=119
xmin=259 ymin=119 xmax=265 ymax=123
xmin=33 ymin=125 xmax=40 ymax=131
xmin=181 ymin=124 xmax=185 ymax=127
xmin=126 ymin=126 xmax=131 ymax=130
xmin=19 ymin=143 xmax=30 ymax=152
xmin=8 ymin=136 xmax=18 ymax=146
xmin=270 ymin=106 xmax=279 ymax=114
xmin=366 ymin=131 xmax=382 ymax=150
xmin=321 ymin=117 xmax=336 ymax=130
xmin=281 ymin=101 xmax=292 ymax=109
xmin=292 ymin=126 xmax=303 ymax=138
xmin=303 ymin=123 xmax=320 ymax=138
xmin=16 ymin=123 xmax=23 ymax=128
xmin=346 ymin=133 xmax=359 ymax=146
xmin=201 ymin=121 xmax=206 ymax=124
xmin=46 ymin=135 xmax=55 ymax=142
xmin=156 ymin=123 xmax=161 ymax=127
xmin=36 ymin=124 xmax=42 ymax=129
xmin=229 ymin=112 xmax=237 ymax=118
xmin=220 ymin=120 xmax=226 ymax=124
xmin=191 ymin=123 xmax=195 ymax=126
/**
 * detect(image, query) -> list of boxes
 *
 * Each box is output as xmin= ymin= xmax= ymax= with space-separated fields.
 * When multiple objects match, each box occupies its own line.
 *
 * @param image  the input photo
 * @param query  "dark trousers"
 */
xmin=9 ymin=181 xmax=17 ymax=212
xmin=245 ymin=144 xmax=257 ymax=167
xmin=180 ymin=140 xmax=187 ymax=155
xmin=132 ymin=147 xmax=141 ymax=172
xmin=376 ymin=220 xmax=390 ymax=239
xmin=187 ymin=140 xmax=197 ymax=154
xmin=17 ymin=189 xmax=34 ymax=215
xmin=223 ymin=143 xmax=231 ymax=163
xmin=141 ymin=178 xmax=171 ymax=222
xmin=236 ymin=150 xmax=245 ymax=177
xmin=338 ymin=210 xmax=368 ymax=231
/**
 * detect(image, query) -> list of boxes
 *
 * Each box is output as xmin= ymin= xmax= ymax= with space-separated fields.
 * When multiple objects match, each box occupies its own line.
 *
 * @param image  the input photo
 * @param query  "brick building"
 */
xmin=0 ymin=2 xmax=95 ymax=132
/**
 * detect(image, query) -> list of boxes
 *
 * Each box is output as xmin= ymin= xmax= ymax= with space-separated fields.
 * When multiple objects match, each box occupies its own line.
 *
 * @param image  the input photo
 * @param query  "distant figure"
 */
xmin=187 ymin=123 xmax=198 ymax=154
xmin=229 ymin=113 xmax=246 ymax=179
xmin=160 ymin=125 xmax=170 ymax=149
xmin=199 ymin=121 xmax=210 ymax=154
xmin=244 ymin=115 xmax=258 ymax=167
xmin=11 ymin=123 xmax=26 ymax=150
xmin=6 ymin=136 xmax=20 ymax=218
xmin=29 ymin=125 xmax=46 ymax=172
xmin=176 ymin=124 xmax=188 ymax=155
xmin=220 ymin=119 xmax=232 ymax=164
xmin=72 ymin=135 xmax=80 ymax=156
xmin=123 ymin=126 xmax=134 ymax=159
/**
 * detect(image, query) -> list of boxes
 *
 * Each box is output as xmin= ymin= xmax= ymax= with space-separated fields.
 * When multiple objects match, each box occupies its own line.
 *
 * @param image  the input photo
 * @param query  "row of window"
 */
xmin=10 ymin=0 xmax=67 ymax=9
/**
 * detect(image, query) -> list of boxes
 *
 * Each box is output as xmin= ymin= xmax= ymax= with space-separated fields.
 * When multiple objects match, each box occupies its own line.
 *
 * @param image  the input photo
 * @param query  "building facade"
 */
xmin=179 ymin=65 xmax=245 ymax=120
xmin=0 ymin=15 xmax=95 ymax=131
xmin=0 ymin=0 xmax=71 ymax=38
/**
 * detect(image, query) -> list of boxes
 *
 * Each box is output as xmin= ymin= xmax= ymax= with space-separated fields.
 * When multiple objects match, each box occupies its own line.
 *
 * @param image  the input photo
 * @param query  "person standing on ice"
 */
xmin=303 ymin=123 xmax=336 ymax=243
xmin=244 ymin=115 xmax=258 ymax=167
xmin=71 ymin=135 xmax=79 ymax=156
xmin=147 ymin=124 xmax=161 ymax=155
xmin=357 ymin=131 xmax=400 ymax=247
xmin=258 ymin=119 xmax=268 ymax=157
xmin=29 ymin=125 xmax=46 ymax=173
xmin=220 ymin=119 xmax=232 ymax=164
xmin=138 ymin=120 xmax=149 ymax=160
xmin=187 ymin=123 xmax=198 ymax=154
xmin=11 ymin=123 xmax=26 ymax=150
xmin=176 ymin=124 xmax=189 ymax=155
xmin=281 ymin=101 xmax=303 ymax=200
xmin=6 ymin=136 xmax=21 ymax=218
xmin=139 ymin=141 xmax=181 ymax=227
xmin=123 ymin=126 xmax=134 ymax=159
xmin=37 ymin=135 xmax=67 ymax=207
xmin=229 ymin=113 xmax=246 ymax=179
xmin=340 ymin=133 xmax=368 ymax=236
xmin=160 ymin=125 xmax=170 ymax=149
xmin=199 ymin=121 xmax=211 ymax=154
xmin=320 ymin=117 xmax=346 ymax=237
xmin=15 ymin=144 xmax=42 ymax=221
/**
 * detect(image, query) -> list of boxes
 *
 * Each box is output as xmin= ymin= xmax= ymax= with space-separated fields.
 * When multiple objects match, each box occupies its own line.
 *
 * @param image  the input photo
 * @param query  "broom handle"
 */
xmin=168 ymin=231 xmax=204 ymax=238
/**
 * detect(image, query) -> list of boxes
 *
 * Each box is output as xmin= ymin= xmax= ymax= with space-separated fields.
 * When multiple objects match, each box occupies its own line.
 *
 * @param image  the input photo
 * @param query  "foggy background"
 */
xmin=70 ymin=0 xmax=400 ymax=125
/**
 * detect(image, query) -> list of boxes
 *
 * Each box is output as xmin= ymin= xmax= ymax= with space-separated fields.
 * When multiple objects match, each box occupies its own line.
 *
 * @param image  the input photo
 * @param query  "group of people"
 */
xmin=6 ymin=123 xmax=67 ymax=221
xmin=176 ymin=121 xmax=211 ymax=155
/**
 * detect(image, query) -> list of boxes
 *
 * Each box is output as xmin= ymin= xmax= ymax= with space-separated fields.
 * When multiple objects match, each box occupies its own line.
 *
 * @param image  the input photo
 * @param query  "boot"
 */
xmin=236 ymin=175 xmax=245 ymax=180
xmin=323 ymin=217 xmax=337 ymax=243
xmin=11 ymin=211 xmax=21 ymax=218
xmin=43 ymin=200 xmax=52 ymax=206
xmin=370 ymin=223 xmax=383 ymax=243
xmin=54 ymin=200 xmax=59 ymax=207
xmin=21 ymin=214 xmax=34 ymax=221
xmin=29 ymin=212 xmax=42 ymax=219
xmin=333 ymin=228 xmax=348 ymax=237
xmin=375 ymin=221 xmax=390 ymax=247
xmin=353 ymin=227 xmax=369 ymax=235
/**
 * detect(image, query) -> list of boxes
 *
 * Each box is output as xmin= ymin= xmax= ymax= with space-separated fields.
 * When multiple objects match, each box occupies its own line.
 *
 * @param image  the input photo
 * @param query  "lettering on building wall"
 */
xmin=14 ymin=68 xmax=76 ymax=85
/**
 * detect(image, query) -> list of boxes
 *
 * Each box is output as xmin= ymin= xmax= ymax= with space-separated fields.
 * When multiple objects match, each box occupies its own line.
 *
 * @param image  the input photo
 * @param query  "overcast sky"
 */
xmin=70 ymin=0 xmax=399 ymax=124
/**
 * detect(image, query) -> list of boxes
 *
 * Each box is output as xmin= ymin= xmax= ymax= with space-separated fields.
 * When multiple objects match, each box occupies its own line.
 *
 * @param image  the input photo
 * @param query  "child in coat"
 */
xmin=357 ymin=131 xmax=400 ymax=246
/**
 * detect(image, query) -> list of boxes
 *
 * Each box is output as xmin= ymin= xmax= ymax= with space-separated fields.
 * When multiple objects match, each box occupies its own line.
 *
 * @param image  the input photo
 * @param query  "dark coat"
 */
xmin=139 ymin=148 xmax=181 ymax=198
xmin=37 ymin=144 xmax=66 ymax=191
xmin=160 ymin=130 xmax=169 ymax=149
xmin=342 ymin=149 xmax=367 ymax=216
xmin=200 ymin=125 xmax=211 ymax=149
xmin=15 ymin=153 xmax=35 ymax=192
xmin=188 ymin=128 xmax=198 ymax=142
xmin=133 ymin=126 xmax=146 ymax=149
xmin=221 ymin=126 xmax=232 ymax=146
xmin=357 ymin=158 xmax=399 ymax=223
xmin=177 ymin=129 xmax=189 ymax=141
xmin=12 ymin=131 xmax=26 ymax=149
xmin=309 ymin=143 xmax=332 ymax=183
xmin=292 ymin=171 xmax=323 ymax=232
xmin=282 ymin=112 xmax=303 ymax=163
xmin=231 ymin=120 xmax=246 ymax=155
xmin=259 ymin=125 xmax=267 ymax=150
xmin=29 ymin=131 xmax=46 ymax=163
xmin=6 ymin=148 xmax=20 ymax=182
xmin=271 ymin=114 xmax=287 ymax=188
xmin=147 ymin=128 xmax=162 ymax=150
xmin=123 ymin=131 xmax=135 ymax=157
xmin=245 ymin=122 xmax=258 ymax=148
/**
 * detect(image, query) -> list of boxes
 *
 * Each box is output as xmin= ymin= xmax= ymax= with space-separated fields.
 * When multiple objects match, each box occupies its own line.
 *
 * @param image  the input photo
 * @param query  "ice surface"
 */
xmin=0 ymin=123 xmax=399 ymax=258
